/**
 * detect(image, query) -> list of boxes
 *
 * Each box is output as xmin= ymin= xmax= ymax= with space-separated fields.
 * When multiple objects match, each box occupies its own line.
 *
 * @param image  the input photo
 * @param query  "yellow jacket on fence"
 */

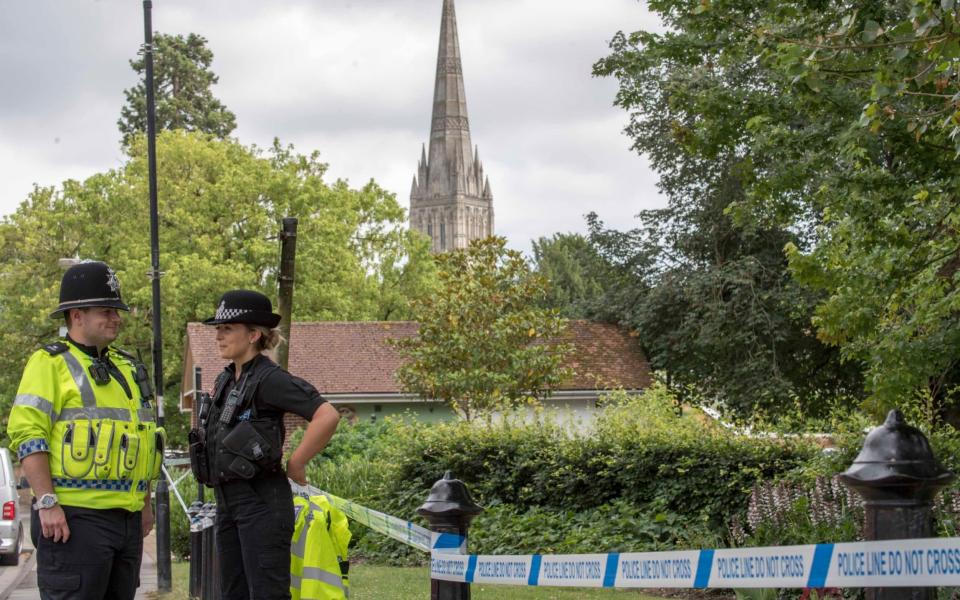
xmin=291 ymin=494 xmax=351 ymax=600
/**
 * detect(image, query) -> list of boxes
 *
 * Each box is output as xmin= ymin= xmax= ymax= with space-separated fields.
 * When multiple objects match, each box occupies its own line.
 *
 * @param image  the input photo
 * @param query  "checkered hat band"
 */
xmin=215 ymin=307 xmax=252 ymax=320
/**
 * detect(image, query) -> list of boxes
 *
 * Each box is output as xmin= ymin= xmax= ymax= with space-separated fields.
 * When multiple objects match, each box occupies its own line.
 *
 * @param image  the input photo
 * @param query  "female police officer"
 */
xmin=192 ymin=290 xmax=339 ymax=599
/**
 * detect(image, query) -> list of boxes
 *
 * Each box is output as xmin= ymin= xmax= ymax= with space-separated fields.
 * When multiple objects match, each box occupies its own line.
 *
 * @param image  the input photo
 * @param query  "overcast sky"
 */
xmin=0 ymin=0 xmax=665 ymax=252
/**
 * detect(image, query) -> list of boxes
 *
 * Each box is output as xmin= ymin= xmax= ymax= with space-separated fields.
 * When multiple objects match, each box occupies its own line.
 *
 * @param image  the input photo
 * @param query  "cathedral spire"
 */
xmin=410 ymin=0 xmax=493 ymax=253
xmin=427 ymin=0 xmax=473 ymax=186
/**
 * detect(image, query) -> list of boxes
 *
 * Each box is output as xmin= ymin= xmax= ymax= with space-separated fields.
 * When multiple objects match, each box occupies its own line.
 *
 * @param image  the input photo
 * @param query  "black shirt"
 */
xmin=66 ymin=334 xmax=108 ymax=359
xmin=217 ymin=354 xmax=324 ymax=421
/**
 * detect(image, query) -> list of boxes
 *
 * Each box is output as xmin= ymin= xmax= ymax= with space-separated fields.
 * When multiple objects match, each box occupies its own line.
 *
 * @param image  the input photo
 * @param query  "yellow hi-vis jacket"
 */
xmin=291 ymin=494 xmax=351 ymax=600
xmin=7 ymin=340 xmax=164 ymax=512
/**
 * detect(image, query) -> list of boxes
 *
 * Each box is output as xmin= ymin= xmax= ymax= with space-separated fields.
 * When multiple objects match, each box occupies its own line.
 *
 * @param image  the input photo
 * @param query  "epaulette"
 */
xmin=42 ymin=342 xmax=69 ymax=356
xmin=112 ymin=347 xmax=137 ymax=362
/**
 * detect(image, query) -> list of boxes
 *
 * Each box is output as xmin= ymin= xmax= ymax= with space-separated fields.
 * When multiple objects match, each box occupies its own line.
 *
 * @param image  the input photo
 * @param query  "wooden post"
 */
xmin=277 ymin=217 xmax=298 ymax=370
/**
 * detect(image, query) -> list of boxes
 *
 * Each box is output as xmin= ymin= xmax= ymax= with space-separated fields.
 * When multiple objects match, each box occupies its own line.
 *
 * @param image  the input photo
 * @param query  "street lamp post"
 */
xmin=141 ymin=1 xmax=172 ymax=591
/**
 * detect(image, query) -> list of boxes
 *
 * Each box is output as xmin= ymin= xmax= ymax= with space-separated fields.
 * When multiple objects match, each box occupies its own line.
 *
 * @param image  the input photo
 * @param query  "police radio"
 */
xmin=134 ymin=361 xmax=155 ymax=403
xmin=197 ymin=392 xmax=213 ymax=426
xmin=219 ymin=386 xmax=245 ymax=425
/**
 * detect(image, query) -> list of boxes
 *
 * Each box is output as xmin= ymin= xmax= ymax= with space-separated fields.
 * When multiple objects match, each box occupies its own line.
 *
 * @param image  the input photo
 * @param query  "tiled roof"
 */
xmin=184 ymin=320 xmax=650 ymax=395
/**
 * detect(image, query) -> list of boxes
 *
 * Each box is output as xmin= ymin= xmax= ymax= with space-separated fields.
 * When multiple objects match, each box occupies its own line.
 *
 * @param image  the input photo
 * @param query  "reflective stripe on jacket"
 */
xmin=291 ymin=494 xmax=351 ymax=600
xmin=7 ymin=341 xmax=164 ymax=512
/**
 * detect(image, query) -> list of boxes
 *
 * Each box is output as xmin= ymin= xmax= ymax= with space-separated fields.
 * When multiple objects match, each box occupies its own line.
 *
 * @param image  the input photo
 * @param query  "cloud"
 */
xmin=0 ymin=0 xmax=666 ymax=251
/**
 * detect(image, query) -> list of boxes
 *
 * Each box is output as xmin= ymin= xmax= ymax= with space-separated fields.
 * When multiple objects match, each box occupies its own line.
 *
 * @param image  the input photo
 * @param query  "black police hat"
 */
xmin=50 ymin=261 xmax=130 ymax=317
xmin=203 ymin=290 xmax=282 ymax=328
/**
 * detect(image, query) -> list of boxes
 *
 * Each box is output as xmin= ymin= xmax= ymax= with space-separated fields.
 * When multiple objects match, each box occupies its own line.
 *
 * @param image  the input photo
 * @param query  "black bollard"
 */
xmin=188 ymin=501 xmax=203 ymax=598
xmin=210 ymin=502 xmax=223 ymax=600
xmin=840 ymin=409 xmax=955 ymax=600
xmin=200 ymin=502 xmax=217 ymax=600
xmin=417 ymin=471 xmax=483 ymax=600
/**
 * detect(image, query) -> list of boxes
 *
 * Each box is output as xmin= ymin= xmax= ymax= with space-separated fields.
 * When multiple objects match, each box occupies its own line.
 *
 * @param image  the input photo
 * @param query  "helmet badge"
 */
xmin=105 ymin=268 xmax=121 ymax=293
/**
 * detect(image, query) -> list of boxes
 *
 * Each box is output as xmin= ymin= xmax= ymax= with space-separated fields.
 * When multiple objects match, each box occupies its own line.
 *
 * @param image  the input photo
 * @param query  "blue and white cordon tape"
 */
xmin=429 ymin=538 xmax=960 ymax=589
xmin=295 ymin=484 xmax=960 ymax=589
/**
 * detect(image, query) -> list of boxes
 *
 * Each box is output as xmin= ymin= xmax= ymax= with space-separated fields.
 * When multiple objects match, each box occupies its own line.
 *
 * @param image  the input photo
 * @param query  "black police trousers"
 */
xmin=214 ymin=473 xmax=295 ymax=600
xmin=31 ymin=504 xmax=142 ymax=600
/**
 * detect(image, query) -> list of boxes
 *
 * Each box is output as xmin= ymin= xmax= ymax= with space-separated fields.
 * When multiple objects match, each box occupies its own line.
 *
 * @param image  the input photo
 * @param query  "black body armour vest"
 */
xmin=193 ymin=363 xmax=285 ymax=485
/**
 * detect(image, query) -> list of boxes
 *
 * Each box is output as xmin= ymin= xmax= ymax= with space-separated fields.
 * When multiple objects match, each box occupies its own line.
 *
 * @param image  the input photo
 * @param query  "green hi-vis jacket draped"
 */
xmin=291 ymin=494 xmax=351 ymax=600
xmin=7 ymin=340 xmax=164 ymax=512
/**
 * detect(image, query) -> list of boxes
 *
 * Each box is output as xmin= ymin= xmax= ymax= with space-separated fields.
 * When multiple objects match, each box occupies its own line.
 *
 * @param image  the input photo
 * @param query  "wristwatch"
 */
xmin=36 ymin=493 xmax=58 ymax=510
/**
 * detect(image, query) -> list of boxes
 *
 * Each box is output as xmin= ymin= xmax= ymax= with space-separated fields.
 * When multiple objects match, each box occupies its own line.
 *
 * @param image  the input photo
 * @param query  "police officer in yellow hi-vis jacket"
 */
xmin=7 ymin=261 xmax=163 ymax=599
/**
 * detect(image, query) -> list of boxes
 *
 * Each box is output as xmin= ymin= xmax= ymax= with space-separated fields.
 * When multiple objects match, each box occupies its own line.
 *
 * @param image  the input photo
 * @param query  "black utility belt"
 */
xmin=190 ymin=419 xmax=283 ymax=485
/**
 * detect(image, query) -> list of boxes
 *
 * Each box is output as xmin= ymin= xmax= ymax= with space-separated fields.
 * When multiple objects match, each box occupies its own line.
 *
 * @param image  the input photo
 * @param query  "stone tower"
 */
xmin=410 ymin=0 xmax=493 ymax=253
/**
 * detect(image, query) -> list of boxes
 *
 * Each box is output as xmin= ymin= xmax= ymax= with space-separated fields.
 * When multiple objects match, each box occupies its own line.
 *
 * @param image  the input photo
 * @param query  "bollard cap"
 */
xmin=417 ymin=471 xmax=483 ymax=517
xmin=840 ymin=409 xmax=954 ymax=498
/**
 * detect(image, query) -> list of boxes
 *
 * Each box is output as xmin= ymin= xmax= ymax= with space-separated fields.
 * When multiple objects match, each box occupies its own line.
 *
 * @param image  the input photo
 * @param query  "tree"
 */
xmin=394 ymin=237 xmax=572 ymax=420
xmin=752 ymin=0 xmax=960 ymax=421
xmin=0 ymin=131 xmax=436 ymax=445
xmin=531 ymin=233 xmax=612 ymax=318
xmin=118 ymin=33 xmax=237 ymax=146
xmin=594 ymin=0 xmax=960 ymax=424
xmin=591 ymin=4 xmax=866 ymax=421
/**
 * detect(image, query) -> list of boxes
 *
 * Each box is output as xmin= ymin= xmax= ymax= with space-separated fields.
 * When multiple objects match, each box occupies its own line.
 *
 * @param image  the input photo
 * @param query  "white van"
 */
xmin=0 ymin=448 xmax=24 ymax=566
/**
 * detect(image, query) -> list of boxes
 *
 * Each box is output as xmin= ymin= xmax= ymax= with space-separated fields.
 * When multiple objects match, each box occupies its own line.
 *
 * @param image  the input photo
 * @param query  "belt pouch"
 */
xmin=224 ymin=456 xmax=257 ymax=480
xmin=151 ymin=429 xmax=166 ymax=479
xmin=221 ymin=421 xmax=276 ymax=464
xmin=94 ymin=421 xmax=115 ymax=478
xmin=118 ymin=431 xmax=139 ymax=479
xmin=188 ymin=429 xmax=210 ymax=485
xmin=62 ymin=421 xmax=94 ymax=478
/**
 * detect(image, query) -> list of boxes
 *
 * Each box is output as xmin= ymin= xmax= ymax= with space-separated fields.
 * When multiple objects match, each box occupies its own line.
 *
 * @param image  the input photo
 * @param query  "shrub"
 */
xmin=470 ymin=500 xmax=721 ymax=556
xmin=310 ymin=386 xmax=821 ymax=563
xmin=374 ymin=385 xmax=819 ymax=530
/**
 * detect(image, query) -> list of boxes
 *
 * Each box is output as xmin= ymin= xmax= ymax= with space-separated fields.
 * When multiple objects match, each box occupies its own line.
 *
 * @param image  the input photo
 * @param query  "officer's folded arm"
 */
xmin=21 ymin=453 xmax=71 ymax=543
xmin=286 ymin=402 xmax=340 ymax=485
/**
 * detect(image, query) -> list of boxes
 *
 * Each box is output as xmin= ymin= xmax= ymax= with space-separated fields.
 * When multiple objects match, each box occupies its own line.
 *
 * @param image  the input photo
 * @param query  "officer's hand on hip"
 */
xmin=39 ymin=505 xmax=70 ymax=543
xmin=286 ymin=458 xmax=308 ymax=486
xmin=141 ymin=502 xmax=155 ymax=538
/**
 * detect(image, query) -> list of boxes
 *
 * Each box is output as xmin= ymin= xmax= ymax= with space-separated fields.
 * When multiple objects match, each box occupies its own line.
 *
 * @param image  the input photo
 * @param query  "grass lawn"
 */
xmin=157 ymin=561 xmax=667 ymax=599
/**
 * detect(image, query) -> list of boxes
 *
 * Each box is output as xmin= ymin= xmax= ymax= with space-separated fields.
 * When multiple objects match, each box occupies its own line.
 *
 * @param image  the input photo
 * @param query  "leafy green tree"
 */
xmin=595 ymin=0 xmax=959 ymax=423
xmin=531 ymin=233 xmax=611 ymax=318
xmin=118 ymin=33 xmax=237 ymax=146
xmin=754 ymin=0 xmax=960 ymax=421
xmin=394 ymin=237 xmax=572 ymax=420
xmin=584 ymin=207 xmax=863 ymax=421
xmin=591 ymin=3 xmax=865 ymax=420
xmin=0 ymin=131 xmax=436 ymax=445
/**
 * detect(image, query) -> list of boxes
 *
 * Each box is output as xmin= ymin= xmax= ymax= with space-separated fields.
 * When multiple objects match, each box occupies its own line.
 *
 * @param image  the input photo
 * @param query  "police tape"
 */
xmin=299 ymin=483 xmax=438 ymax=553
xmin=291 ymin=484 xmax=960 ymax=589
xmin=429 ymin=537 xmax=960 ymax=589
